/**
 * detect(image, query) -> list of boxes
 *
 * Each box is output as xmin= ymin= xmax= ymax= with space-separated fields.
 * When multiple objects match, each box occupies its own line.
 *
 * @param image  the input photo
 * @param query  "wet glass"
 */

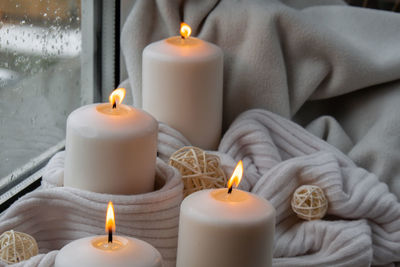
xmin=0 ymin=0 xmax=81 ymax=178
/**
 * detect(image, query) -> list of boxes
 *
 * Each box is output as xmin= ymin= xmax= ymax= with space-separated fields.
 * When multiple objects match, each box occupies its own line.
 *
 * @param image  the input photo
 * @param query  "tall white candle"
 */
xmin=142 ymin=22 xmax=223 ymax=150
xmin=55 ymin=202 xmax=162 ymax=267
xmin=176 ymin=161 xmax=275 ymax=267
xmin=64 ymin=88 xmax=158 ymax=195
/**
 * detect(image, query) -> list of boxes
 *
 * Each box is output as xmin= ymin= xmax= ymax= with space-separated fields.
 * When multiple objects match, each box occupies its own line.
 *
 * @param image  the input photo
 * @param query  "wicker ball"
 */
xmin=0 ymin=230 xmax=38 ymax=264
xmin=169 ymin=146 xmax=227 ymax=197
xmin=291 ymin=185 xmax=328 ymax=220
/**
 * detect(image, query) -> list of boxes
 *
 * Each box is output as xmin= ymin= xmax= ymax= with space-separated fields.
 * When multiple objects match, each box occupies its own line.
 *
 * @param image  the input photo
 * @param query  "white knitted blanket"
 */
xmin=0 ymin=159 xmax=183 ymax=267
xmin=1 ymin=109 xmax=400 ymax=266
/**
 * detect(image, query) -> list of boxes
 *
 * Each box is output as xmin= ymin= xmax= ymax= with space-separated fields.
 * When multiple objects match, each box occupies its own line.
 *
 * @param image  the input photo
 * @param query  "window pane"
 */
xmin=0 ymin=0 xmax=81 ymax=178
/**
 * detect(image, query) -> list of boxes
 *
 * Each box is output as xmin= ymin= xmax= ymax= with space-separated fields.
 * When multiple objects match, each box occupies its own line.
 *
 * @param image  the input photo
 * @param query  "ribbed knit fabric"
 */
xmin=157 ymin=109 xmax=400 ymax=266
xmin=1 ymin=109 xmax=399 ymax=266
xmin=0 ymin=158 xmax=183 ymax=267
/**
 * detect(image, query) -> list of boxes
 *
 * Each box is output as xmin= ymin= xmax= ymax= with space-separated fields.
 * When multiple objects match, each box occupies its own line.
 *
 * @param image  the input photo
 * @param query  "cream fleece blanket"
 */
xmin=120 ymin=0 xmax=400 ymax=198
xmin=1 ymin=109 xmax=398 ymax=266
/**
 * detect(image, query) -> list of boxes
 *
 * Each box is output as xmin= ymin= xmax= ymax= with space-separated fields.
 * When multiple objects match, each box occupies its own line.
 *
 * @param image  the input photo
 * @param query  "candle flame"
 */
xmin=105 ymin=201 xmax=115 ymax=233
xmin=109 ymin=88 xmax=126 ymax=108
xmin=227 ymin=160 xmax=243 ymax=192
xmin=180 ymin=22 xmax=191 ymax=39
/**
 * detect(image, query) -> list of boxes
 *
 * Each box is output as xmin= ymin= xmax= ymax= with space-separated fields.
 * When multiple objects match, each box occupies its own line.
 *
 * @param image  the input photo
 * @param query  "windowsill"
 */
xmin=0 ymin=140 xmax=64 ymax=212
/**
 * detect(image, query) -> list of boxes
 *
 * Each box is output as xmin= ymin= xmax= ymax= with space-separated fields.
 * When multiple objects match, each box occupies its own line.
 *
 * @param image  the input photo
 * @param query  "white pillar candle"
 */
xmin=64 ymin=88 xmax=158 ymax=195
xmin=142 ymin=22 xmax=223 ymax=150
xmin=55 ymin=202 xmax=162 ymax=267
xmin=176 ymin=161 xmax=275 ymax=267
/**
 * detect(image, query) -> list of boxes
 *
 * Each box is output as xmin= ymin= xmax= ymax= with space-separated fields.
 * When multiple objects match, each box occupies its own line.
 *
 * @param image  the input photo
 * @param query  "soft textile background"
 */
xmin=2 ymin=110 xmax=400 ymax=266
xmin=120 ymin=0 xmax=400 ymax=197
xmin=159 ymin=109 xmax=400 ymax=266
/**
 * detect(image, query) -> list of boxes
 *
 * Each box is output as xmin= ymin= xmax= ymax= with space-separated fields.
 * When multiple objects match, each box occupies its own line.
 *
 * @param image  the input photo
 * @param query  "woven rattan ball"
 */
xmin=0 ymin=230 xmax=38 ymax=264
xmin=169 ymin=146 xmax=227 ymax=197
xmin=291 ymin=185 xmax=328 ymax=220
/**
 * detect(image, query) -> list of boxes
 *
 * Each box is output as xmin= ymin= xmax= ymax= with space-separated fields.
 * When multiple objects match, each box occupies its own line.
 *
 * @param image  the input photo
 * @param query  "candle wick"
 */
xmin=108 ymin=229 xmax=113 ymax=243
xmin=112 ymin=102 xmax=117 ymax=109
xmin=228 ymin=186 xmax=233 ymax=194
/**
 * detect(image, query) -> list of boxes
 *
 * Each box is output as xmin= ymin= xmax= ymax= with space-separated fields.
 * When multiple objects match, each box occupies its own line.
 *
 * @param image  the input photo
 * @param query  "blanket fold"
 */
xmin=220 ymin=109 xmax=400 ymax=266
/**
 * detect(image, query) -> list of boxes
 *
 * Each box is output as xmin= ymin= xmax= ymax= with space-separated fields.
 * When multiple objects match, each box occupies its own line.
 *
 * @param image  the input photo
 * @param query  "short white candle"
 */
xmin=176 ymin=161 xmax=275 ymax=267
xmin=55 ymin=202 xmax=163 ymax=267
xmin=142 ymin=22 xmax=223 ymax=150
xmin=64 ymin=88 xmax=158 ymax=195
xmin=55 ymin=236 xmax=162 ymax=267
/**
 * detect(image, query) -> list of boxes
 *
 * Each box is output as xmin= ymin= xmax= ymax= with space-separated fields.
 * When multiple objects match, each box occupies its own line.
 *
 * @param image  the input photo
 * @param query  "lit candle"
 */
xmin=142 ymin=22 xmax=223 ymax=150
xmin=55 ymin=202 xmax=162 ymax=267
xmin=64 ymin=88 xmax=158 ymax=194
xmin=176 ymin=161 xmax=275 ymax=267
